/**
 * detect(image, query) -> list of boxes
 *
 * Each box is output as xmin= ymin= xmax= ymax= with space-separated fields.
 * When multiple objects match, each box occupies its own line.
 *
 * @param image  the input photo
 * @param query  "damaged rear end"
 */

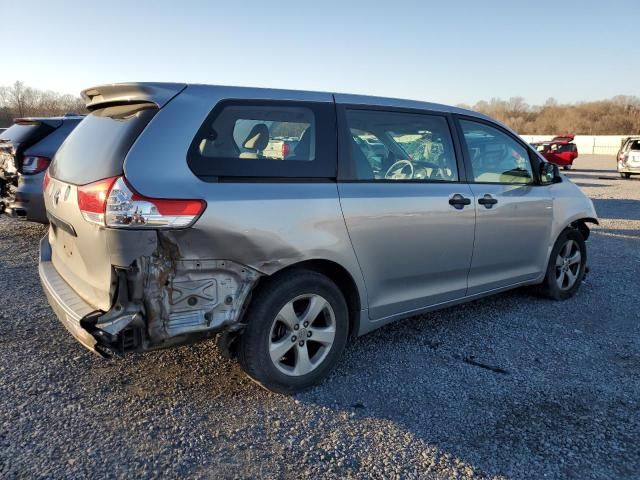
xmin=0 ymin=118 xmax=59 ymax=214
xmin=40 ymin=83 xmax=261 ymax=356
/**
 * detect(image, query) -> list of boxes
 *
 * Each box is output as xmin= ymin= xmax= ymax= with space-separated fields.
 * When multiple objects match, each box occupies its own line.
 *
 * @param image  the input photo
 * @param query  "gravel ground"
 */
xmin=1 ymin=155 xmax=639 ymax=479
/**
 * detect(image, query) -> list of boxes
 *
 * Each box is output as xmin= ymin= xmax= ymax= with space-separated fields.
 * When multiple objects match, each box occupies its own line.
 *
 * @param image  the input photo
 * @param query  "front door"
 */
xmin=456 ymin=117 xmax=553 ymax=295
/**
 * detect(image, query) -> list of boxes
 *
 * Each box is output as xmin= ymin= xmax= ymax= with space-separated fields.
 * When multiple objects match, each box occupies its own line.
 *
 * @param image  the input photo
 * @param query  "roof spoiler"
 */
xmin=81 ymin=82 xmax=187 ymax=111
xmin=14 ymin=117 xmax=63 ymax=128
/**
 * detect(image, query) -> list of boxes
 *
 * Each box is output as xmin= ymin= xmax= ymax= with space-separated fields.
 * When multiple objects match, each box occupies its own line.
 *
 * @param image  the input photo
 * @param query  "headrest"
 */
xmin=242 ymin=123 xmax=269 ymax=151
xmin=293 ymin=127 xmax=312 ymax=159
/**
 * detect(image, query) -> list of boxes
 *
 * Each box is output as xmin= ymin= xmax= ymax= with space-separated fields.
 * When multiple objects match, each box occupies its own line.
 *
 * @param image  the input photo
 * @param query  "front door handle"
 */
xmin=449 ymin=194 xmax=471 ymax=210
xmin=478 ymin=194 xmax=498 ymax=208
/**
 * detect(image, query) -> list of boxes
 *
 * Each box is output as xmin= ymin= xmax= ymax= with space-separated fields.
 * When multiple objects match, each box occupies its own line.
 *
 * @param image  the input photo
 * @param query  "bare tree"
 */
xmin=470 ymin=95 xmax=640 ymax=134
xmin=0 ymin=81 xmax=34 ymax=117
xmin=0 ymin=81 xmax=86 ymax=126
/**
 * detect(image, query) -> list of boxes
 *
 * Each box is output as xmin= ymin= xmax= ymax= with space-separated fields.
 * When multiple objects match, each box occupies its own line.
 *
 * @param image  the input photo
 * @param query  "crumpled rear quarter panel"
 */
xmin=121 ymin=85 xmax=368 ymax=327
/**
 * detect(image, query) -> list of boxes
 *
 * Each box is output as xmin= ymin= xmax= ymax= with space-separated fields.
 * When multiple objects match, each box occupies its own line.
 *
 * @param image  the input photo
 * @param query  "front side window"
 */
xmin=345 ymin=109 xmax=458 ymax=182
xmin=459 ymin=120 xmax=534 ymax=184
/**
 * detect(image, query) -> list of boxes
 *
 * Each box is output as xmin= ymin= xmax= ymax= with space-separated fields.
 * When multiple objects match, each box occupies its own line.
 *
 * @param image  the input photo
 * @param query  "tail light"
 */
xmin=77 ymin=176 xmax=118 ymax=225
xmin=77 ymin=176 xmax=206 ymax=228
xmin=22 ymin=156 xmax=50 ymax=174
xmin=618 ymin=152 xmax=626 ymax=162
xmin=43 ymin=170 xmax=51 ymax=191
xmin=282 ymin=143 xmax=290 ymax=158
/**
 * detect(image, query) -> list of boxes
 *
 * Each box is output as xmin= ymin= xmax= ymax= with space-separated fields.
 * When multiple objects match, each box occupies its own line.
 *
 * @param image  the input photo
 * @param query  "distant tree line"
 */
xmin=0 ymin=81 xmax=86 ymax=127
xmin=2 ymin=81 xmax=639 ymax=135
xmin=458 ymin=96 xmax=640 ymax=135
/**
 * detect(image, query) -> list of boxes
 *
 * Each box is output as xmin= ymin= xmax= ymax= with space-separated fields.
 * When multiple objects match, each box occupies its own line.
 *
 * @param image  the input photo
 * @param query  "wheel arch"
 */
xmin=570 ymin=217 xmax=598 ymax=241
xmin=256 ymin=259 xmax=362 ymax=339
xmin=544 ymin=216 xmax=597 ymax=273
xmin=553 ymin=215 xmax=598 ymax=244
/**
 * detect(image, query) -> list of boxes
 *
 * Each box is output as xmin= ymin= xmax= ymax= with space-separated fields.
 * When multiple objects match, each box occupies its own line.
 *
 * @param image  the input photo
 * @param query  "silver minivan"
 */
xmin=40 ymin=83 xmax=598 ymax=393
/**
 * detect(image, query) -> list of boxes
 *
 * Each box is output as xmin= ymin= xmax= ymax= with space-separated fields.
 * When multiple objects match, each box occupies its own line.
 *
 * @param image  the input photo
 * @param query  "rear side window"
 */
xmin=202 ymin=105 xmax=315 ymax=161
xmin=49 ymin=104 xmax=157 ymax=185
xmin=188 ymin=101 xmax=336 ymax=179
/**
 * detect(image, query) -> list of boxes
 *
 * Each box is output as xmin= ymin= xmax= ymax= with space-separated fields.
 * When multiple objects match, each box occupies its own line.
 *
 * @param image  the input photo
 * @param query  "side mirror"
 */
xmin=540 ymin=162 xmax=562 ymax=184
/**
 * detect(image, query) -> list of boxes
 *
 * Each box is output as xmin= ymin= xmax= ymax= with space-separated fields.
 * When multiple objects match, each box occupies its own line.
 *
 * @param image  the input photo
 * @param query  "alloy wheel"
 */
xmin=268 ymin=294 xmax=336 ymax=376
xmin=555 ymin=239 xmax=582 ymax=290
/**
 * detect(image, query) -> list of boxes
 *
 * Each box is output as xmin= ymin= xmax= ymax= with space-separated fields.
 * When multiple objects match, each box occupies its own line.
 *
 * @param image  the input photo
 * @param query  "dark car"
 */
xmin=0 ymin=114 xmax=83 ymax=222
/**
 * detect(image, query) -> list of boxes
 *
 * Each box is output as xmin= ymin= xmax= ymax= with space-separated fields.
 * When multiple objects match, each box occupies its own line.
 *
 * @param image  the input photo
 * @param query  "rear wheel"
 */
xmin=620 ymin=172 xmax=631 ymax=179
xmin=563 ymin=165 xmax=571 ymax=170
xmin=237 ymin=270 xmax=349 ymax=394
xmin=539 ymin=229 xmax=586 ymax=300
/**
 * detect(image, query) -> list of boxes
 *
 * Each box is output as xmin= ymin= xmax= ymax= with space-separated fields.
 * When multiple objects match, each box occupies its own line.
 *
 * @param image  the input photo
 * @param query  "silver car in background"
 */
xmin=617 ymin=136 xmax=640 ymax=178
xmin=39 ymin=83 xmax=598 ymax=393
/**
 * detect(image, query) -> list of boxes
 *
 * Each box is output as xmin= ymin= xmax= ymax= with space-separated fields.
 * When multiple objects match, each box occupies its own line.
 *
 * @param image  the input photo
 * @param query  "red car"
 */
xmin=531 ymin=135 xmax=578 ymax=170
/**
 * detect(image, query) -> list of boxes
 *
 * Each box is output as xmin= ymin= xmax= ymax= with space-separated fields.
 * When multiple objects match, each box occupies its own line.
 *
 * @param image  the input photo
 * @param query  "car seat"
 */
xmin=240 ymin=124 xmax=269 ymax=159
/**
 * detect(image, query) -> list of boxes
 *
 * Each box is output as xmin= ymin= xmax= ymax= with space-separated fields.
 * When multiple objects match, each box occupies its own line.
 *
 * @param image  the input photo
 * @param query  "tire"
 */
xmin=237 ymin=270 xmax=349 ymax=394
xmin=563 ymin=165 xmax=571 ymax=170
xmin=539 ymin=228 xmax=587 ymax=300
xmin=620 ymin=172 xmax=631 ymax=179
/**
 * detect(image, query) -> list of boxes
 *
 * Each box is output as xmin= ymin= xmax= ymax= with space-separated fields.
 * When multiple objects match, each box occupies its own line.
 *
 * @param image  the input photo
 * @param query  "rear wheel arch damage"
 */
xmin=88 ymin=231 xmax=264 ymax=354
xmin=220 ymin=259 xmax=362 ymax=360
xmin=89 ymin=230 xmax=362 ymax=358
xmin=236 ymin=268 xmax=351 ymax=393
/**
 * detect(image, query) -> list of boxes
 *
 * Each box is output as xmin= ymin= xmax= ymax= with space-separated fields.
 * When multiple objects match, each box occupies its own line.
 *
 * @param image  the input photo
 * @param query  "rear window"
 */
xmin=628 ymin=140 xmax=640 ymax=151
xmin=23 ymin=119 xmax=81 ymax=158
xmin=49 ymin=104 xmax=156 ymax=185
xmin=188 ymin=100 xmax=336 ymax=179
xmin=0 ymin=122 xmax=53 ymax=144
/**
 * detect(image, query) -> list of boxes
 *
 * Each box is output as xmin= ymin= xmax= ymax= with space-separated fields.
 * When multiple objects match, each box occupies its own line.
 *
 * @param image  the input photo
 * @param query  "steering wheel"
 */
xmin=385 ymin=160 xmax=414 ymax=180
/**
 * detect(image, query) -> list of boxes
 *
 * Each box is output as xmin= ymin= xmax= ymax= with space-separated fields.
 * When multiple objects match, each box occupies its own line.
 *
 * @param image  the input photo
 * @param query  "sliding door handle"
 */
xmin=449 ymin=194 xmax=471 ymax=210
xmin=478 ymin=194 xmax=498 ymax=208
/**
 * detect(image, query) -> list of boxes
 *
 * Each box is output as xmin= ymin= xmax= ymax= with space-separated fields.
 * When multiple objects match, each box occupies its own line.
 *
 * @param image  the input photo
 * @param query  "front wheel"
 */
xmin=237 ymin=270 xmax=349 ymax=394
xmin=539 ymin=229 xmax=587 ymax=300
xmin=563 ymin=165 xmax=571 ymax=170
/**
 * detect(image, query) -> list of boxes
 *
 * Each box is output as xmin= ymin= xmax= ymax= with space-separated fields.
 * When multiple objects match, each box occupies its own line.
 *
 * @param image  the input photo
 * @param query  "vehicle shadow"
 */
xmin=565 ymin=173 xmax=613 ymax=181
xmin=592 ymin=198 xmax=640 ymax=221
xmin=574 ymin=182 xmax=610 ymax=188
xmin=569 ymin=168 xmax=616 ymax=174
xmin=295 ymin=283 xmax=639 ymax=478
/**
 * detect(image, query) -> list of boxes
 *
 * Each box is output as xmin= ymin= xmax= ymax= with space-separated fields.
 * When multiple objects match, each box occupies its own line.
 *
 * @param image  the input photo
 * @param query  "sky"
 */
xmin=1 ymin=0 xmax=638 ymax=106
